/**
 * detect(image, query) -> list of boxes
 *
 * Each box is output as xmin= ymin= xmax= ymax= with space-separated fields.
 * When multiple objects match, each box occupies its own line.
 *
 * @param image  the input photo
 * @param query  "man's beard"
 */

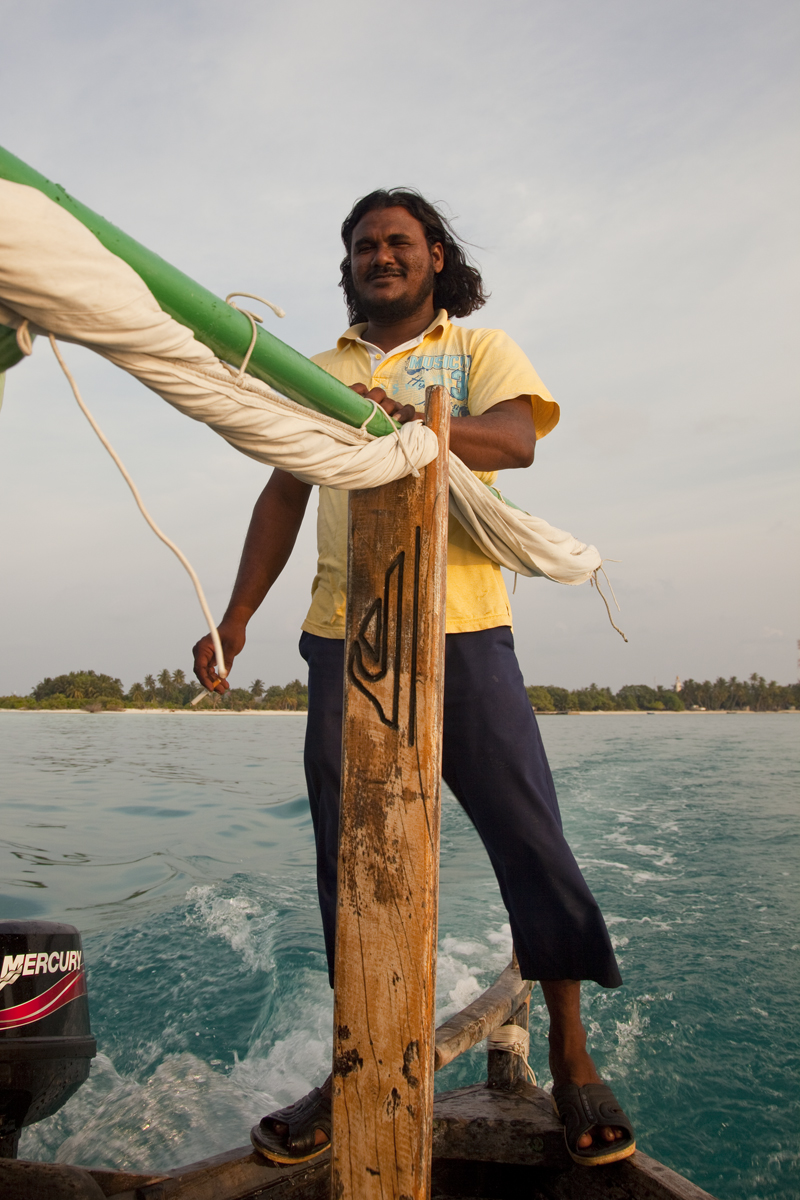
xmin=353 ymin=262 xmax=437 ymax=323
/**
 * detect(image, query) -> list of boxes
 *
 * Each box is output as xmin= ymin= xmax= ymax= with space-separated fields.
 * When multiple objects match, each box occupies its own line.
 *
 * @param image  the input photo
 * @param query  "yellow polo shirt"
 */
xmin=301 ymin=310 xmax=559 ymax=638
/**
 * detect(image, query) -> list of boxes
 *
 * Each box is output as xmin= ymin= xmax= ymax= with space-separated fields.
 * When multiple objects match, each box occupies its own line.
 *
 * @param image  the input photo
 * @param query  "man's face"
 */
xmin=349 ymin=206 xmax=444 ymax=324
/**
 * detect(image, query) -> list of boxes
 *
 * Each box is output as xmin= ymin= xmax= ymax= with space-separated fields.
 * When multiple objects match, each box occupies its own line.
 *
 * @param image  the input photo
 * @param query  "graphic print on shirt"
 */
xmin=403 ymin=353 xmax=472 ymax=416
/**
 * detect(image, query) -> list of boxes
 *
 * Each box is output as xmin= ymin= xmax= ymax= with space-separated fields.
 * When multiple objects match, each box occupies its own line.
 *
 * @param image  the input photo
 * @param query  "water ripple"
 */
xmin=4 ymin=712 xmax=798 ymax=1199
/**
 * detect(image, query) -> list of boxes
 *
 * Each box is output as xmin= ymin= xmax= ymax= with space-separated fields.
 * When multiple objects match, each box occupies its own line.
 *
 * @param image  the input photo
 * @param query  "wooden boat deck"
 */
xmin=1 ymin=961 xmax=716 ymax=1199
xmin=3 ymin=1080 xmax=714 ymax=1199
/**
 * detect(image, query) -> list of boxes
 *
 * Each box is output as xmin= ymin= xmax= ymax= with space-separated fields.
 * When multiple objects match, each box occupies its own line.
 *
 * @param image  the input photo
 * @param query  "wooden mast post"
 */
xmin=331 ymin=386 xmax=450 ymax=1200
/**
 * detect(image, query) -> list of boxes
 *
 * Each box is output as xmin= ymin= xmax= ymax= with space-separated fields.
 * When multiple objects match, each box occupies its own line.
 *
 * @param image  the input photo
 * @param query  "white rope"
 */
xmin=590 ymin=566 xmax=628 ymax=643
xmin=226 ymin=291 xmax=286 ymax=321
xmin=488 ymin=1024 xmax=537 ymax=1086
xmin=48 ymin=335 xmax=228 ymax=683
xmin=359 ymin=397 xmax=420 ymax=478
xmin=225 ymin=292 xmax=285 ymax=385
xmin=394 ymin=431 xmax=421 ymax=478
xmin=598 ymin=563 xmax=622 ymax=611
xmin=15 ymin=319 xmax=33 ymax=356
xmin=358 ymin=397 xmax=383 ymax=432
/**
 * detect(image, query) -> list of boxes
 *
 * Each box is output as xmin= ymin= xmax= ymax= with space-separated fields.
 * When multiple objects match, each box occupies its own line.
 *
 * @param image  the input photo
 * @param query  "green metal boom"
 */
xmin=0 ymin=145 xmax=397 ymax=436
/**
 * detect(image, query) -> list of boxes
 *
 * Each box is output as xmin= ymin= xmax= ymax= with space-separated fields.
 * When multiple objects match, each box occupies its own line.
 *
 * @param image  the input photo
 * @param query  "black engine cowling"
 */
xmin=0 ymin=920 xmax=96 ymax=1158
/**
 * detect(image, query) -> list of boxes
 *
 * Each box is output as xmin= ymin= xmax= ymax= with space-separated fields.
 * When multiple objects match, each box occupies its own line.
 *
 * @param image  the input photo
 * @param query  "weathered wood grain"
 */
xmin=434 ymin=963 xmax=532 ymax=1071
xmin=430 ymin=1155 xmax=719 ymax=1200
xmin=619 ymin=1152 xmax=719 ymax=1200
xmin=85 ymin=1147 xmax=330 ymax=1199
xmin=79 ymin=1135 xmax=718 ymax=1200
xmin=0 ymin=1158 xmax=106 ymax=1199
xmin=331 ymin=385 xmax=450 ymax=1200
xmin=87 ymin=1165 xmax=168 ymax=1196
xmin=432 ymin=1082 xmax=568 ymax=1168
xmin=433 ymin=1089 xmax=719 ymax=1199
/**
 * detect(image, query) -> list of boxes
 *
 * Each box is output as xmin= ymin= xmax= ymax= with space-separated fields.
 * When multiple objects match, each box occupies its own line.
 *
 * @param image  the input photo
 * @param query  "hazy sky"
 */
xmin=1 ymin=0 xmax=797 ymax=694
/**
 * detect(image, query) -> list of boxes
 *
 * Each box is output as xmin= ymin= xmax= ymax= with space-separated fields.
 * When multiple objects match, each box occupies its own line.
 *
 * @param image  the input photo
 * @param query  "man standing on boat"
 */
xmin=193 ymin=189 xmax=635 ymax=1168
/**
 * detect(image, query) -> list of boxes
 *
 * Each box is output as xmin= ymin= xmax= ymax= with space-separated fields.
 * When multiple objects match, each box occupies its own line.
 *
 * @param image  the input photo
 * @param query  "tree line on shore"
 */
xmin=0 ymin=670 xmax=309 ymax=711
xmin=0 ymin=670 xmax=796 ymax=713
xmin=526 ymin=675 xmax=799 ymax=712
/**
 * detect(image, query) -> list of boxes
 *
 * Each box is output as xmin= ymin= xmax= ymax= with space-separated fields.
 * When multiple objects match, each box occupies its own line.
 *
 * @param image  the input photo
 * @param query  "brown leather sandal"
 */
xmin=551 ymin=1081 xmax=636 ymax=1166
xmin=250 ymin=1086 xmax=332 ymax=1164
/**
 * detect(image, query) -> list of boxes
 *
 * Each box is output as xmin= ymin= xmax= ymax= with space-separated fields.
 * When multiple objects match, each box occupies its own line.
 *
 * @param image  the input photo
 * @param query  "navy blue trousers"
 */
xmin=299 ymin=627 xmax=621 ymax=990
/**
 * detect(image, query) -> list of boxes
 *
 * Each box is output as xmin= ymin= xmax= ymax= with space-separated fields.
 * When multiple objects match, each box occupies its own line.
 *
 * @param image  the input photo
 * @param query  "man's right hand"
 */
xmin=349 ymin=382 xmax=422 ymax=426
xmin=192 ymin=617 xmax=247 ymax=694
xmin=189 ymin=468 xmax=313 ymax=696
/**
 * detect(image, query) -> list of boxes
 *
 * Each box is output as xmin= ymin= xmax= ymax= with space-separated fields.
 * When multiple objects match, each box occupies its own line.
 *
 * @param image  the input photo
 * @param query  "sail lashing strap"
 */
xmin=487 ymin=1024 xmax=537 ymax=1086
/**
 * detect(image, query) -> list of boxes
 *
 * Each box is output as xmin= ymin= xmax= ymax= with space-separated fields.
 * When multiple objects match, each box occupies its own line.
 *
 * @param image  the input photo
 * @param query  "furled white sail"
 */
xmin=0 ymin=179 xmax=602 ymax=585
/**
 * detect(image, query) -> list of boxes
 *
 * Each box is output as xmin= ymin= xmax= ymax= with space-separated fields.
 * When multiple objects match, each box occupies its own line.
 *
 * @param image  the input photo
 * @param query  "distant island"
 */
xmin=525 ymin=677 xmax=798 ymax=713
xmin=0 ymin=670 xmax=307 ymax=712
xmin=0 ymin=669 xmax=797 ymax=713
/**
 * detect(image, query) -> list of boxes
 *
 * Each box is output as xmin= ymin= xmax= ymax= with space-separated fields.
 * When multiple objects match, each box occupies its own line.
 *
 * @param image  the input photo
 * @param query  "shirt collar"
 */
xmin=336 ymin=309 xmax=450 ymax=352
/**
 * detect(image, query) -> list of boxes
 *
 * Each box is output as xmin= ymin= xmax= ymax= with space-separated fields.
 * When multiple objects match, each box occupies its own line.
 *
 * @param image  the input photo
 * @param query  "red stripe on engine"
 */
xmin=0 ymin=969 xmax=87 ymax=1030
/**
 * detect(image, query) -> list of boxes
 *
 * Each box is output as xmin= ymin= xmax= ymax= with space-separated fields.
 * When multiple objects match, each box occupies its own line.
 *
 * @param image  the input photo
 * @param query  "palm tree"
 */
xmin=748 ymin=673 xmax=769 ymax=711
xmin=250 ymin=678 xmax=265 ymax=699
xmin=144 ymin=674 xmax=156 ymax=702
xmin=171 ymin=668 xmax=187 ymax=704
xmin=157 ymin=669 xmax=172 ymax=704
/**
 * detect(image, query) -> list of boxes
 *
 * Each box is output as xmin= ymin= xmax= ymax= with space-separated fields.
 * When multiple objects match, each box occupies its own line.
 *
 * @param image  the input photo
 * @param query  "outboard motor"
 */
xmin=0 ymin=921 xmax=96 ymax=1158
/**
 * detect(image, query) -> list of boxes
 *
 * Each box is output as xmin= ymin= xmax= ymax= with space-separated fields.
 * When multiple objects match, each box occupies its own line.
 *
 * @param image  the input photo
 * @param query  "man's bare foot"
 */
xmin=541 ymin=980 xmax=626 ymax=1149
xmin=548 ymin=1038 xmax=625 ymax=1147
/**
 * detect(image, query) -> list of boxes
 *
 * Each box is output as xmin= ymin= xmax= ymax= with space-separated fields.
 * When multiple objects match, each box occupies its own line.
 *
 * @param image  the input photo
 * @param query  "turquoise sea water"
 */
xmin=1 ymin=712 xmax=797 ymax=1199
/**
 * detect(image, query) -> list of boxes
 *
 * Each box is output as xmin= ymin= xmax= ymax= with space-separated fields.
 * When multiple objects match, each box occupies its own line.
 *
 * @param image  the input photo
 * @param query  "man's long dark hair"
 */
xmin=339 ymin=188 xmax=489 ymax=326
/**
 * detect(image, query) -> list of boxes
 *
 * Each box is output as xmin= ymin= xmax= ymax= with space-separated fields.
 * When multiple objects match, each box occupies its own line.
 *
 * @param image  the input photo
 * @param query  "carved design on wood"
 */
xmin=408 ymin=525 xmax=421 ymax=748
xmin=347 ymin=550 xmax=404 ymax=729
xmin=347 ymin=527 xmax=423 ymax=742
